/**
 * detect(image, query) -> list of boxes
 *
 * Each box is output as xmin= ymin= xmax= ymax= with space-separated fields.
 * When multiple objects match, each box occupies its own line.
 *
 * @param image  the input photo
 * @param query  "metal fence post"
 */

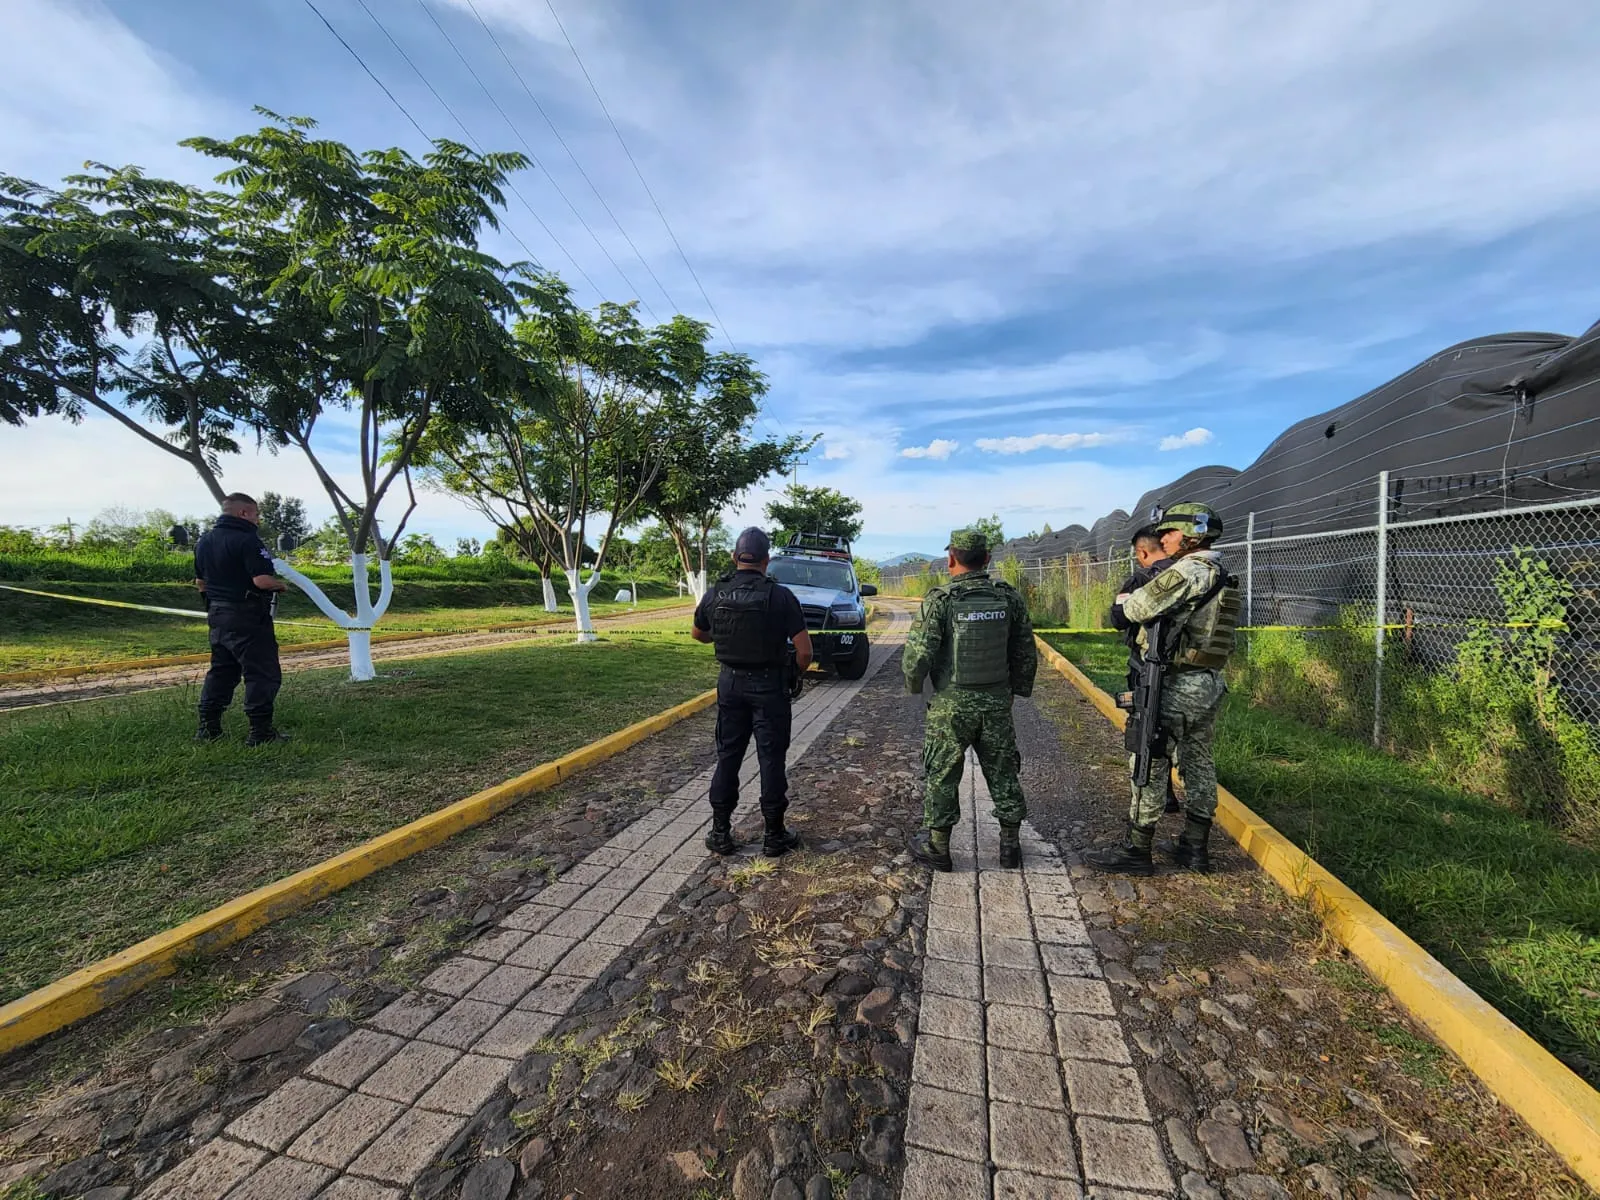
xmin=1245 ymin=512 xmax=1256 ymax=628
xmin=1373 ymin=470 xmax=1390 ymax=747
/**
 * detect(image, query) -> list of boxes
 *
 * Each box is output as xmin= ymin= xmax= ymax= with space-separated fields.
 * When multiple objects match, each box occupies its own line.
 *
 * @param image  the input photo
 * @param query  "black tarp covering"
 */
xmin=997 ymin=320 xmax=1600 ymax=561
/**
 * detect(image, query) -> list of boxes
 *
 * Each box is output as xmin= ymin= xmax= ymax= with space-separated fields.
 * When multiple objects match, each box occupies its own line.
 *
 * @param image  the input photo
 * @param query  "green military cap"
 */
xmin=947 ymin=528 xmax=988 ymax=552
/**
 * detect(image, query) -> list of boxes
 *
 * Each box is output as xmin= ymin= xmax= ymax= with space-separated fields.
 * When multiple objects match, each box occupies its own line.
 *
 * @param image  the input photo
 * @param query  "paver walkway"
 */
xmin=903 ymin=759 xmax=1175 ymax=1199
xmin=138 ymin=617 xmax=909 ymax=1200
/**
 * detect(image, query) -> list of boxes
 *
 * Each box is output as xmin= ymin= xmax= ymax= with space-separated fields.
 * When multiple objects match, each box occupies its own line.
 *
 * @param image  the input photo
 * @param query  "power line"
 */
xmin=538 ymin=1 xmax=798 ymax=444
xmin=301 ymin=0 xmax=427 ymax=140
xmin=542 ymin=0 xmax=734 ymax=349
xmin=414 ymin=0 xmax=660 ymax=320
xmin=459 ymin=0 xmax=681 ymax=316
xmin=307 ymin=0 xmax=551 ymax=274
xmin=348 ymin=0 xmax=605 ymax=297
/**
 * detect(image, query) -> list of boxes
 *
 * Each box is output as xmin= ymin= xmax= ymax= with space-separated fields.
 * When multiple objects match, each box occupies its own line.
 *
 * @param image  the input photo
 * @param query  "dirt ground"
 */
xmin=1017 ymin=666 xmax=1592 ymax=1200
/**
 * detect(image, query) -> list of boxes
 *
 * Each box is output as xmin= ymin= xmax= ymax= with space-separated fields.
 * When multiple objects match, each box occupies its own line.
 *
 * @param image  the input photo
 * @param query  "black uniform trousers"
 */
xmin=198 ymin=601 xmax=283 ymax=722
xmin=708 ymin=664 xmax=793 ymax=821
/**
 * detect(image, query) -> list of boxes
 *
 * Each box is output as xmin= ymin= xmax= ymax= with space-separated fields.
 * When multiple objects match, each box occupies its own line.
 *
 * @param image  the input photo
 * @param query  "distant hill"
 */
xmin=879 ymin=552 xmax=939 ymax=567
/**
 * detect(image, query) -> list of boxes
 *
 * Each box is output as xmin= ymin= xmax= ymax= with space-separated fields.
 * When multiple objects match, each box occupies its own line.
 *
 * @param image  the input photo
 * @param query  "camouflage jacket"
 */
xmin=903 ymin=571 xmax=1037 ymax=697
xmin=1122 ymin=550 xmax=1228 ymax=657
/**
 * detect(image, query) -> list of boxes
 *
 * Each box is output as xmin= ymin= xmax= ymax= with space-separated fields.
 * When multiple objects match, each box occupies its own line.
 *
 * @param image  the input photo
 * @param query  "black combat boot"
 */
xmin=194 ymin=712 xmax=224 ymax=742
xmin=761 ymin=808 xmax=802 ymax=857
xmin=909 ymin=827 xmax=953 ymax=873
xmin=245 ymin=717 xmax=290 ymax=747
xmin=1163 ymin=813 xmax=1213 ymax=872
xmin=1083 ymin=822 xmax=1156 ymax=875
xmin=998 ymin=823 xmax=1022 ymax=870
xmin=705 ymin=813 xmax=737 ymax=855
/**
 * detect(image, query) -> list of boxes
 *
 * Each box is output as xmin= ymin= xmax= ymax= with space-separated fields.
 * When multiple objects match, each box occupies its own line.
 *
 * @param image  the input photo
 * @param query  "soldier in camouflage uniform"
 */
xmin=1086 ymin=502 xmax=1239 ymax=875
xmin=904 ymin=529 xmax=1038 ymax=872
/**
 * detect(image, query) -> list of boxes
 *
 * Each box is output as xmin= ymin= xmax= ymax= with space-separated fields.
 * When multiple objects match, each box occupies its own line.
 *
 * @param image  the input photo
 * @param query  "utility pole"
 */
xmin=790 ymin=458 xmax=810 ymax=489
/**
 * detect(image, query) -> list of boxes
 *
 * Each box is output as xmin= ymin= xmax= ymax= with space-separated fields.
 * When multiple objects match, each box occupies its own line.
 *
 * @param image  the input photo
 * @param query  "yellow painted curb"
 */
xmin=0 ymin=686 xmax=717 ymax=1057
xmin=1033 ymin=636 xmax=1600 ymax=1191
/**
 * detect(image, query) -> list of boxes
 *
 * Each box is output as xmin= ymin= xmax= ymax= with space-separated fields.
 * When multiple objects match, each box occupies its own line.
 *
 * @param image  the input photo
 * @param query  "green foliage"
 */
xmin=1236 ymin=549 xmax=1600 ymax=834
xmin=970 ymin=513 xmax=1005 ymax=548
xmin=0 ymin=543 xmax=540 ymax=585
xmin=257 ymin=492 xmax=309 ymax=549
xmin=764 ymin=483 xmax=864 ymax=543
xmin=852 ymin=557 xmax=881 ymax=586
xmin=1046 ymin=629 xmax=1600 ymax=1086
xmin=394 ymin=533 xmax=448 ymax=566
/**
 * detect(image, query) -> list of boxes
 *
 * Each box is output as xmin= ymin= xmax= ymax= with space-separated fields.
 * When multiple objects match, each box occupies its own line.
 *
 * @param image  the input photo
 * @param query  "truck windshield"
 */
xmin=768 ymin=558 xmax=855 ymax=593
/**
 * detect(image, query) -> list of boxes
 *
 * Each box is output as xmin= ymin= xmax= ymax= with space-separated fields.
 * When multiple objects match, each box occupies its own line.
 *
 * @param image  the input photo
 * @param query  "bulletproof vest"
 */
xmin=710 ymin=573 xmax=782 ymax=667
xmin=948 ymin=579 xmax=1011 ymax=688
xmin=1175 ymin=563 xmax=1241 ymax=670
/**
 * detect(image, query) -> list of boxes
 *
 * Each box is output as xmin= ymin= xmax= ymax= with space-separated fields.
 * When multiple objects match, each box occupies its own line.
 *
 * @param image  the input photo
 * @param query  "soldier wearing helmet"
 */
xmin=1085 ymin=501 xmax=1240 ymax=875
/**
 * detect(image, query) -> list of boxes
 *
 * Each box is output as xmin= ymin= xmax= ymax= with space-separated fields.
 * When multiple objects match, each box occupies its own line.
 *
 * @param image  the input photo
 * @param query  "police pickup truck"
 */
xmin=767 ymin=533 xmax=876 ymax=680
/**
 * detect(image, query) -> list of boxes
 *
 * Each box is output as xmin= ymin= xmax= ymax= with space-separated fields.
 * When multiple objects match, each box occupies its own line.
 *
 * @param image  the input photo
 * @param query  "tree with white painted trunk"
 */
xmin=645 ymin=341 xmax=808 ymax=601
xmin=186 ymin=114 xmax=530 ymax=679
xmin=417 ymin=276 xmax=712 ymax=640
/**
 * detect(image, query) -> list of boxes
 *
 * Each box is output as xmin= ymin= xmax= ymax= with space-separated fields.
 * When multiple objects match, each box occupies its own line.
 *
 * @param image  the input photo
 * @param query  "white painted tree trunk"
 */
xmin=541 ymin=575 xmax=559 ymax=613
xmin=565 ymin=568 xmax=600 ymax=643
xmin=686 ymin=569 xmax=709 ymax=602
xmin=274 ymin=552 xmax=396 ymax=682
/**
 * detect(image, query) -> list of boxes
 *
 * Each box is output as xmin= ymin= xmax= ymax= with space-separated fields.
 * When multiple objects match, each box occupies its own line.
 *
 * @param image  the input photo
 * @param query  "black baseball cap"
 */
xmin=733 ymin=527 xmax=771 ymax=563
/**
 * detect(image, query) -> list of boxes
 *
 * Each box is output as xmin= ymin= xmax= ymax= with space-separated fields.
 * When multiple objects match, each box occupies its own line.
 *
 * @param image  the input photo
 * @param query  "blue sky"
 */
xmin=3 ymin=0 xmax=1600 ymax=561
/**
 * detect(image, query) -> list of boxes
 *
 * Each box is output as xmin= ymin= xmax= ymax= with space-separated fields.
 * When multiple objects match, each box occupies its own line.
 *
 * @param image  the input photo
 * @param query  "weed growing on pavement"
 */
xmin=656 ymin=1055 xmax=707 ymax=1092
xmin=727 ymin=859 xmax=777 ymax=888
xmin=802 ymin=1003 xmax=835 ymax=1036
xmin=615 ymin=1089 xmax=647 ymax=1113
xmin=710 ymin=1010 xmax=763 ymax=1053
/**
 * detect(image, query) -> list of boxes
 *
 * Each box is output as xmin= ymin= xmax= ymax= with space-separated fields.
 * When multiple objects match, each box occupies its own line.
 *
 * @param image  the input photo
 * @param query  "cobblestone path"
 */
xmin=137 ymin=616 xmax=909 ymax=1199
xmin=904 ymin=760 xmax=1174 ymax=1200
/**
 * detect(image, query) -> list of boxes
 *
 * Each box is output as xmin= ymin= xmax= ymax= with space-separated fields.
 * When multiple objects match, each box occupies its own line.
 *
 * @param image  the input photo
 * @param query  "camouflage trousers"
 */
xmin=1129 ymin=668 xmax=1226 ymax=827
xmin=921 ymin=690 xmax=1027 ymax=829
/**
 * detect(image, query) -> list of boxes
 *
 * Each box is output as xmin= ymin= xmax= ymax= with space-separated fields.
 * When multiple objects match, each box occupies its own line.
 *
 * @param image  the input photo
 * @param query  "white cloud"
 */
xmin=1159 ymin=427 xmax=1215 ymax=452
xmin=899 ymin=439 xmax=959 ymax=461
xmin=975 ymin=432 xmax=1119 ymax=455
xmin=821 ymin=440 xmax=853 ymax=461
xmin=0 ymin=0 xmax=218 ymax=185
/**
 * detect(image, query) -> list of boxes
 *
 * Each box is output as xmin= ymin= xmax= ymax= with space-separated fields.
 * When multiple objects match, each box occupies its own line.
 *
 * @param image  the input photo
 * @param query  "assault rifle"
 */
xmin=1115 ymin=614 xmax=1170 ymax=787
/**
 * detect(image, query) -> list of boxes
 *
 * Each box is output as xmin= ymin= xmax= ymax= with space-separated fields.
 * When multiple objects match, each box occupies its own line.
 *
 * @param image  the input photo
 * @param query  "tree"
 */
xmin=257 ymin=492 xmax=309 ymax=551
xmin=395 ymin=533 xmax=447 ymax=565
xmin=971 ymin=513 xmax=1006 ymax=550
xmin=454 ymin=537 xmax=481 ymax=558
xmin=764 ymin=484 xmax=864 ymax=544
xmin=644 ymin=318 xmax=806 ymax=599
xmin=0 ymin=167 xmax=250 ymax=501
xmin=184 ymin=112 xmax=531 ymax=678
xmin=414 ymin=273 xmax=684 ymax=640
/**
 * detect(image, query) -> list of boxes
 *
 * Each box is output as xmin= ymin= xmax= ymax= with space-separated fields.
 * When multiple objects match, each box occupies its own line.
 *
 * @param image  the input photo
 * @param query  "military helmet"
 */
xmin=1151 ymin=501 xmax=1223 ymax=540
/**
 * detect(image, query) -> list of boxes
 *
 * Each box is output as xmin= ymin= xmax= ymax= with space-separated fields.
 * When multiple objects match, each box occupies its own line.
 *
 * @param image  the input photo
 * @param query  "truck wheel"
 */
xmin=835 ymin=636 xmax=871 ymax=680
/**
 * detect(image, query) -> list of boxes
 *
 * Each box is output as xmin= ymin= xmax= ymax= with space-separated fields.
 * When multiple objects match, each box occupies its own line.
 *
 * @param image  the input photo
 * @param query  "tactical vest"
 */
xmin=948 ymin=580 xmax=1011 ymax=688
xmin=1175 ymin=564 xmax=1241 ymax=670
xmin=711 ymin=574 xmax=782 ymax=667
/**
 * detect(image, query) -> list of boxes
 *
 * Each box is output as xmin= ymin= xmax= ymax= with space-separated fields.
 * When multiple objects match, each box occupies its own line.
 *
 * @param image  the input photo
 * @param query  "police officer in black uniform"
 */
xmin=691 ymin=527 xmax=813 ymax=857
xmin=193 ymin=493 xmax=290 ymax=745
xmin=1111 ymin=526 xmax=1180 ymax=813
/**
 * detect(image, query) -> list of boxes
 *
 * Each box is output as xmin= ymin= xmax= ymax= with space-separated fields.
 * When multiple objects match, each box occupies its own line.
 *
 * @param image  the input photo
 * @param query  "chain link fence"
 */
xmin=881 ymin=486 xmax=1600 ymax=822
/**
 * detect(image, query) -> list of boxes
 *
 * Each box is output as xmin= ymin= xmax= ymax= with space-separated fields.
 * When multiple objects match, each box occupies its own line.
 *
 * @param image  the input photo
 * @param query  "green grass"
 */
xmin=0 ymin=634 xmax=718 ymax=1002
xmin=1044 ymin=631 xmax=1600 ymax=1086
xmin=0 ymin=579 xmax=689 ymax=672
